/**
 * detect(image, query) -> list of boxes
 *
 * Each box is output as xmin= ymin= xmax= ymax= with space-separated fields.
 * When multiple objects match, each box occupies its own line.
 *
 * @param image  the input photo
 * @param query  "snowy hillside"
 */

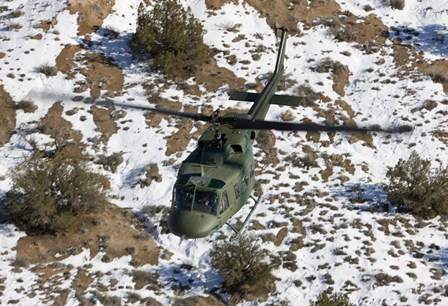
xmin=0 ymin=0 xmax=447 ymax=305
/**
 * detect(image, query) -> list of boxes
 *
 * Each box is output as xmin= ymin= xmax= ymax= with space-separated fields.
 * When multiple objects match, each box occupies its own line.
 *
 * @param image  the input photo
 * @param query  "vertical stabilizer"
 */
xmin=248 ymin=27 xmax=288 ymax=120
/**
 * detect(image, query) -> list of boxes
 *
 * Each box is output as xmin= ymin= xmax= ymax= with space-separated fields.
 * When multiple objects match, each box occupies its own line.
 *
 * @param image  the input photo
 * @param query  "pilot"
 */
xmin=197 ymin=193 xmax=210 ymax=206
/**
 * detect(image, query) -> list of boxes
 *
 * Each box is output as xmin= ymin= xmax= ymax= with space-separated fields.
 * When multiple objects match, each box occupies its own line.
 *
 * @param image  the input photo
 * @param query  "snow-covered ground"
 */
xmin=1 ymin=0 xmax=447 ymax=305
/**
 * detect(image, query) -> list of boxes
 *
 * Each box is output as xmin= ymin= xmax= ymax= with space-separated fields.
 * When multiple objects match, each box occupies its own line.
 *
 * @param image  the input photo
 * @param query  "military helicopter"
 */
xmin=106 ymin=27 xmax=409 ymax=239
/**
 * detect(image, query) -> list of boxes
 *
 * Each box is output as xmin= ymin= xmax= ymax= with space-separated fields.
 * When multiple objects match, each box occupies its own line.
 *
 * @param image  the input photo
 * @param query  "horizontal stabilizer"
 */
xmin=229 ymin=91 xmax=302 ymax=107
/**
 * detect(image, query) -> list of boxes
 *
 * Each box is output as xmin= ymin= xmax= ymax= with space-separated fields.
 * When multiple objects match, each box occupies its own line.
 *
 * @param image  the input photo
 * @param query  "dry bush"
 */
xmin=7 ymin=154 xmax=107 ymax=234
xmin=7 ymin=22 xmax=22 ymax=31
xmin=36 ymin=63 xmax=57 ymax=77
xmin=387 ymin=0 xmax=405 ymax=10
xmin=97 ymin=152 xmax=123 ymax=173
xmin=386 ymin=151 xmax=448 ymax=219
xmin=131 ymin=0 xmax=208 ymax=78
xmin=210 ymin=235 xmax=271 ymax=292
xmin=312 ymin=58 xmax=346 ymax=74
xmin=103 ymin=26 xmax=120 ymax=40
xmin=16 ymin=100 xmax=37 ymax=113
xmin=309 ymin=292 xmax=356 ymax=306
xmin=318 ymin=17 xmax=356 ymax=42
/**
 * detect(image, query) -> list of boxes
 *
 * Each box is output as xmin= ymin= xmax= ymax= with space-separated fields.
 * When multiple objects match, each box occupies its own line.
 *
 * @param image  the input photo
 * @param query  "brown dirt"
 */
xmin=274 ymin=227 xmax=288 ymax=246
xmin=256 ymin=130 xmax=280 ymax=168
xmin=332 ymin=64 xmax=350 ymax=96
xmin=321 ymin=154 xmax=356 ymax=182
xmin=245 ymin=0 xmax=340 ymax=34
xmin=55 ymin=0 xmax=121 ymax=107
xmin=432 ymin=130 xmax=448 ymax=145
xmin=68 ymin=0 xmax=116 ymax=36
xmin=55 ymin=44 xmax=82 ymax=78
xmin=81 ymin=60 xmax=124 ymax=99
xmin=195 ymin=57 xmax=246 ymax=93
xmin=342 ymin=13 xmax=389 ymax=47
xmin=165 ymin=119 xmax=194 ymax=156
xmin=0 ymin=85 xmax=16 ymax=147
xmin=55 ymin=46 xmax=124 ymax=99
xmin=90 ymin=105 xmax=120 ymax=143
xmin=205 ymin=0 xmax=238 ymax=10
xmin=15 ymin=202 xmax=159 ymax=267
xmin=28 ymin=263 xmax=74 ymax=304
xmin=417 ymin=60 xmax=448 ymax=93
xmin=144 ymin=102 xmax=212 ymax=157
xmin=391 ymin=41 xmax=420 ymax=68
xmin=392 ymin=40 xmax=448 ymax=94
xmin=141 ymin=163 xmax=162 ymax=186
xmin=334 ymin=99 xmax=375 ymax=148
xmin=40 ymin=102 xmax=85 ymax=158
xmin=174 ymin=296 xmax=224 ymax=306
xmin=144 ymin=99 xmax=181 ymax=128
xmin=34 ymin=17 xmax=58 ymax=33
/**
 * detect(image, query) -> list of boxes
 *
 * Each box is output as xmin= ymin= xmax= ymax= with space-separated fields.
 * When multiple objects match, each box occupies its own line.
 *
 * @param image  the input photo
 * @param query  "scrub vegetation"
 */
xmin=131 ymin=0 xmax=208 ymax=78
xmin=386 ymin=151 xmax=448 ymax=219
xmin=210 ymin=235 xmax=271 ymax=292
xmin=7 ymin=154 xmax=107 ymax=234
xmin=309 ymin=292 xmax=356 ymax=306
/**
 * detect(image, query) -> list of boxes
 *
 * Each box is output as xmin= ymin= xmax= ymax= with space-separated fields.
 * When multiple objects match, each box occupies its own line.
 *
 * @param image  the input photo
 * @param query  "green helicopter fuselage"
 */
xmin=168 ymin=27 xmax=301 ymax=238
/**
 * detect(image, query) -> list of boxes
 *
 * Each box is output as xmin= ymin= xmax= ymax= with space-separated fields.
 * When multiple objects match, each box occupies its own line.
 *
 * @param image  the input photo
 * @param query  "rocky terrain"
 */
xmin=0 ymin=0 xmax=447 ymax=305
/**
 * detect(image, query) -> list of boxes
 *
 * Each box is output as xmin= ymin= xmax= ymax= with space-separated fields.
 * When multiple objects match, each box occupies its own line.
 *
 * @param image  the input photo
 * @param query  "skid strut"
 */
xmin=227 ymin=194 xmax=261 ymax=241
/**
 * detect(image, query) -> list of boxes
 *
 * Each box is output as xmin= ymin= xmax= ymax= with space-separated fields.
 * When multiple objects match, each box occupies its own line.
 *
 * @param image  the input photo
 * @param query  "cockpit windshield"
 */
xmin=175 ymin=186 xmax=194 ymax=211
xmin=174 ymin=185 xmax=218 ymax=215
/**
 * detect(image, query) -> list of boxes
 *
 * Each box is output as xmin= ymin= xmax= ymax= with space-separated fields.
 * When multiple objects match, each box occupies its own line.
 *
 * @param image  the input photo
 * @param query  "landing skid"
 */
xmin=226 ymin=194 xmax=261 ymax=241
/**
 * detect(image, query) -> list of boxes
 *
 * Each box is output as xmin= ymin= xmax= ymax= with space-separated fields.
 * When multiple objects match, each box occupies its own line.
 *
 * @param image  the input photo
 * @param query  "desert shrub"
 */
xmin=386 ymin=151 xmax=448 ymax=219
xmin=16 ymin=100 xmax=37 ymax=113
xmin=387 ymin=0 xmax=405 ymax=10
xmin=131 ymin=0 xmax=208 ymax=78
xmin=7 ymin=22 xmax=22 ymax=31
xmin=97 ymin=152 xmax=123 ymax=173
xmin=312 ymin=58 xmax=346 ymax=74
xmin=36 ymin=63 xmax=57 ymax=77
xmin=7 ymin=155 xmax=107 ymax=234
xmin=310 ymin=292 xmax=356 ymax=306
xmin=210 ymin=235 xmax=271 ymax=292
xmin=95 ymin=293 xmax=121 ymax=306
xmin=319 ymin=17 xmax=356 ymax=42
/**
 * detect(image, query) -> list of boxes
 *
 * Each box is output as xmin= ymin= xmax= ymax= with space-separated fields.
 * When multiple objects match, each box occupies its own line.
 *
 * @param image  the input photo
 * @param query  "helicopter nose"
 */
xmin=168 ymin=211 xmax=219 ymax=239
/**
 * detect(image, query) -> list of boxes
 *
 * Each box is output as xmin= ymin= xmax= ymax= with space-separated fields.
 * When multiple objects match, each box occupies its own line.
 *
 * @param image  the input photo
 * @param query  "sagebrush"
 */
xmin=386 ymin=151 xmax=448 ymax=219
xmin=310 ymin=292 xmax=356 ymax=306
xmin=131 ymin=0 xmax=208 ymax=78
xmin=210 ymin=235 xmax=271 ymax=292
xmin=7 ymin=155 xmax=107 ymax=234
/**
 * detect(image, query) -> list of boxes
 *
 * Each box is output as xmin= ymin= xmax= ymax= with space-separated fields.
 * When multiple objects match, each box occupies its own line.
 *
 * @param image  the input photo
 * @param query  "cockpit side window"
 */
xmin=221 ymin=191 xmax=229 ymax=213
xmin=234 ymin=183 xmax=240 ymax=199
xmin=193 ymin=190 xmax=218 ymax=215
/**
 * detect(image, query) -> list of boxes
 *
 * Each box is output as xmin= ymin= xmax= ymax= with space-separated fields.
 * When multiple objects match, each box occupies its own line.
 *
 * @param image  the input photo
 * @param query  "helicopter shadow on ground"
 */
xmin=390 ymin=24 xmax=448 ymax=57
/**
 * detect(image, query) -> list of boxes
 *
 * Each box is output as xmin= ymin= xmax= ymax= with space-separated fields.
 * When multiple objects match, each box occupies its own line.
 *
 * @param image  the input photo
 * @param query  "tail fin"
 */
xmin=246 ymin=27 xmax=289 ymax=120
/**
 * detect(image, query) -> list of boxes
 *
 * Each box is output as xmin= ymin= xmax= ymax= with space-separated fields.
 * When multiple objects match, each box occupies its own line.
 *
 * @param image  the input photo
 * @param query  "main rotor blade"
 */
xmin=229 ymin=118 xmax=411 ymax=133
xmin=97 ymin=101 xmax=213 ymax=122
